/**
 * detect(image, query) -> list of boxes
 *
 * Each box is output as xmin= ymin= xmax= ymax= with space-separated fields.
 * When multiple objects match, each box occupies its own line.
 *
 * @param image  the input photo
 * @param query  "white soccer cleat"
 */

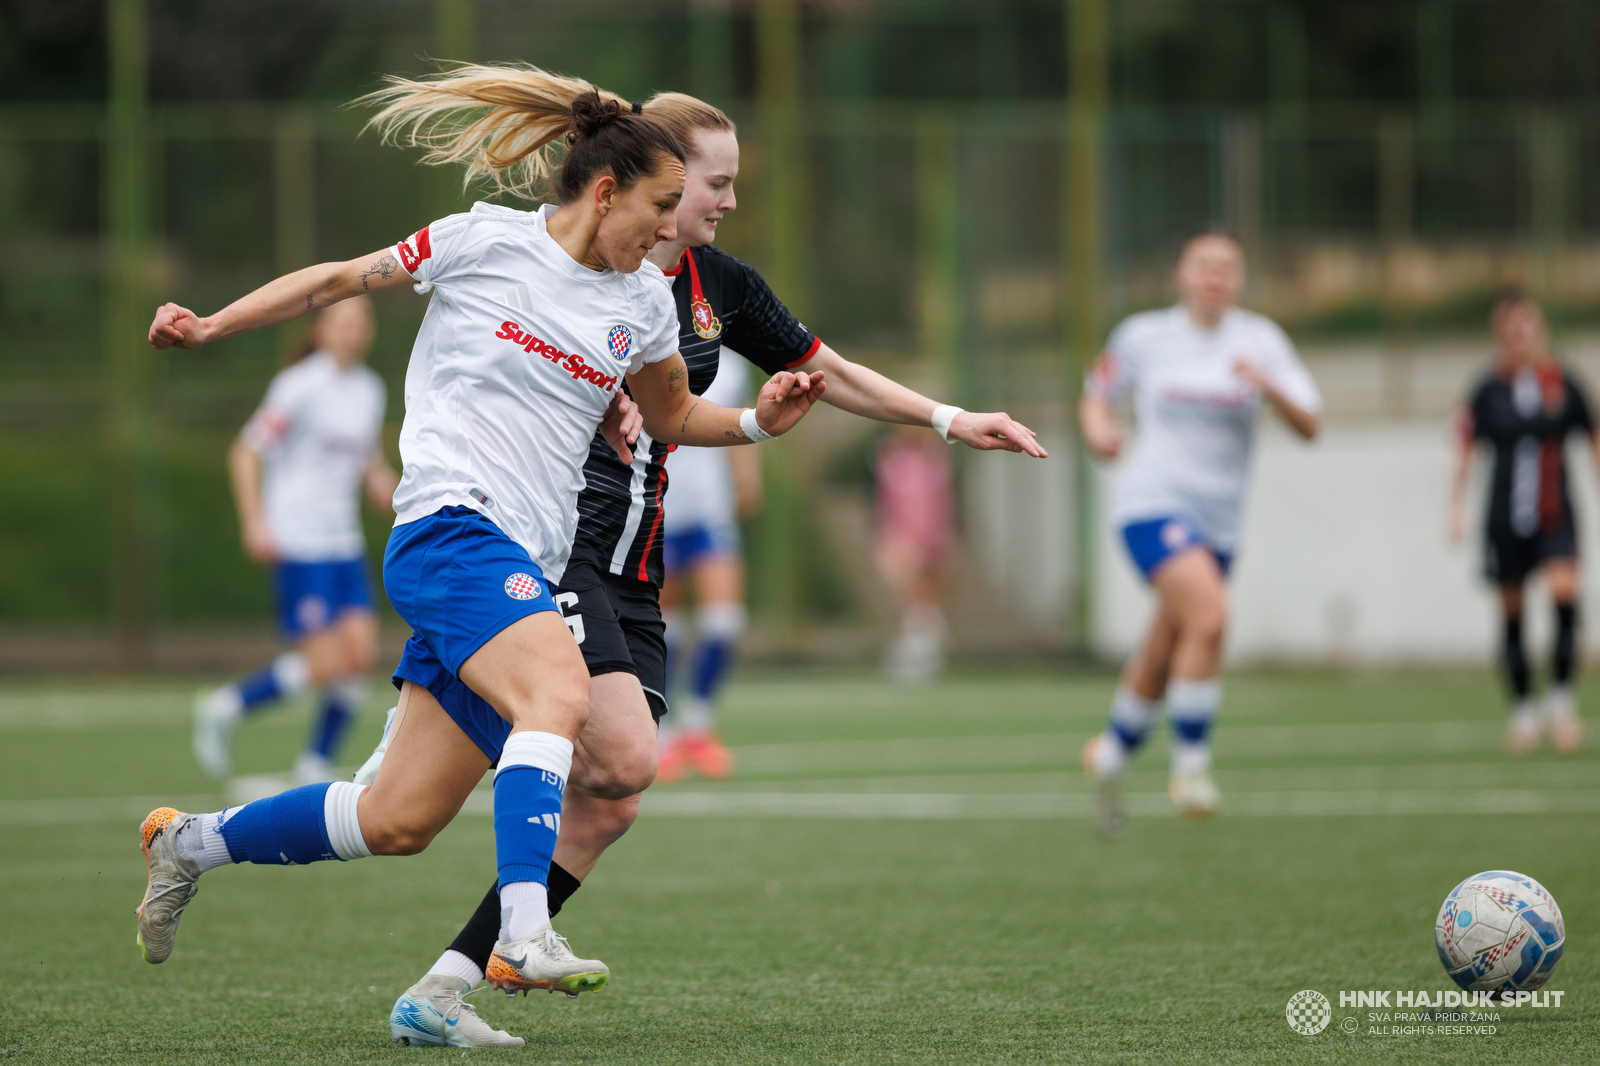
xmin=1544 ymin=690 xmax=1586 ymax=755
xmin=389 ymin=975 xmax=525 ymax=1048
xmin=485 ymin=925 xmax=609 ymax=997
xmin=1168 ymin=771 xmax=1220 ymax=819
xmin=352 ymin=706 xmax=397 ymax=787
xmin=136 ymin=807 xmax=201 ymax=964
xmin=1505 ymin=701 xmax=1543 ymax=756
xmin=192 ymin=689 xmax=237 ymax=781
xmin=1080 ymin=735 xmax=1126 ymax=838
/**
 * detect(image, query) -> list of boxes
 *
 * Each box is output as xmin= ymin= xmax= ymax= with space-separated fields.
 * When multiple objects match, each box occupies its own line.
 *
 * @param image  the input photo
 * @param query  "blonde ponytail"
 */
xmin=358 ymin=63 xmax=633 ymax=200
xmin=639 ymin=91 xmax=735 ymax=155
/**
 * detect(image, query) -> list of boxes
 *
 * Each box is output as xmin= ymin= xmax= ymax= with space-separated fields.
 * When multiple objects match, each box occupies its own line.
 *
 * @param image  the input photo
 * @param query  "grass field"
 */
xmin=1 ymin=669 xmax=1597 ymax=1064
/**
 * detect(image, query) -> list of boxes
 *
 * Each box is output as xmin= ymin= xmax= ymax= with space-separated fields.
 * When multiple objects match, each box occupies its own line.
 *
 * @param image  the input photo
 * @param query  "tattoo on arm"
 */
xmin=359 ymin=254 xmax=399 ymax=291
xmin=665 ymin=365 xmax=686 ymax=395
xmin=679 ymin=400 xmax=699 ymax=435
xmin=725 ymin=429 xmax=748 ymax=441
xmin=306 ymin=294 xmax=314 ymax=309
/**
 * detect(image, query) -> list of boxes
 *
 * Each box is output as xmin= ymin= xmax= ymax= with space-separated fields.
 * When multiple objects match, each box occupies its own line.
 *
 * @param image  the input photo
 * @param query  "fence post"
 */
xmin=274 ymin=109 xmax=316 ymax=357
xmin=756 ymin=0 xmax=805 ymax=638
xmin=105 ymin=0 xmax=154 ymax=668
xmin=1378 ymin=112 xmax=1415 ymax=417
xmin=915 ymin=111 xmax=960 ymax=382
xmin=1066 ymin=0 xmax=1107 ymax=655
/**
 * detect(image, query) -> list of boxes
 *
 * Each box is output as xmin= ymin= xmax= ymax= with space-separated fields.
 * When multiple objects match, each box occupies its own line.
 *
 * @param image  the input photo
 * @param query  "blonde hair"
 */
xmin=359 ymin=63 xmax=681 ymax=201
xmin=639 ymin=91 xmax=735 ymax=157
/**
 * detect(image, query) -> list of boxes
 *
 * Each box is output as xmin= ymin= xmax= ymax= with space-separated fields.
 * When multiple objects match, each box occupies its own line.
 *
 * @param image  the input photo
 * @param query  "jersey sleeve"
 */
xmin=239 ymin=368 xmax=306 ymax=454
xmin=390 ymin=211 xmax=475 ymax=293
xmin=1461 ymin=379 xmax=1490 ymax=442
xmin=718 ymin=255 xmax=821 ymax=373
xmin=631 ymin=281 xmax=682 ymax=368
xmin=1253 ymin=320 xmax=1323 ymax=414
xmin=1082 ymin=319 xmax=1139 ymax=403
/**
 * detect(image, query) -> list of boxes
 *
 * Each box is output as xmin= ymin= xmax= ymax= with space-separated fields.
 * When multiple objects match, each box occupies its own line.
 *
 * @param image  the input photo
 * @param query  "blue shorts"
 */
xmin=272 ymin=558 xmax=373 ymax=639
xmin=663 ymin=522 xmax=741 ymax=575
xmin=1121 ymin=516 xmax=1234 ymax=582
xmin=384 ymin=506 xmax=560 ymax=761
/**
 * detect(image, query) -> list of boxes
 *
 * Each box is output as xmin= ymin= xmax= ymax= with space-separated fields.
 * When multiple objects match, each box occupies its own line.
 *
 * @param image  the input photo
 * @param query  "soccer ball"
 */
xmin=1435 ymin=870 xmax=1564 ymax=992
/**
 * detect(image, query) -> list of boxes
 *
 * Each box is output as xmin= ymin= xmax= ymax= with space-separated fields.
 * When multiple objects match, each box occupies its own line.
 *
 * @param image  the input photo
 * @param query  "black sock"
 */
xmin=1504 ymin=615 xmax=1532 ymax=701
xmin=446 ymin=862 xmax=585 ymax=973
xmin=1554 ymin=602 xmax=1579 ymax=686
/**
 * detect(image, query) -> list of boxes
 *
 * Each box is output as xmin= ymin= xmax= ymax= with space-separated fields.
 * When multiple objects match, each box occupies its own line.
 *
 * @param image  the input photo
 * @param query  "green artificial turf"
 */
xmin=0 ymin=670 xmax=1596 ymax=1063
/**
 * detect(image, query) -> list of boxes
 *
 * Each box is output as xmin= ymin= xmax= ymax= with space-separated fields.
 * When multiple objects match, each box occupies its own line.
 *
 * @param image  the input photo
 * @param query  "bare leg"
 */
xmin=356 ymin=682 xmax=490 ymax=856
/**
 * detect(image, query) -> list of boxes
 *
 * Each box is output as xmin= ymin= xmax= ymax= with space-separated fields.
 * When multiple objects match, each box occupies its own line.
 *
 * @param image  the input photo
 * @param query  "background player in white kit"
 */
xmin=658 ymin=354 xmax=759 ymax=780
xmin=1078 ymin=233 xmax=1321 ymax=834
xmin=193 ymin=297 xmax=397 ymax=784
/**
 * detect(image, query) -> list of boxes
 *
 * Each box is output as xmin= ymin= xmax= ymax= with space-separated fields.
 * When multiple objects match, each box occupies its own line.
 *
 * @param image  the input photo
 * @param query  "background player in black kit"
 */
xmin=375 ymin=85 xmax=1048 ymax=1047
xmin=1451 ymin=289 xmax=1596 ymax=757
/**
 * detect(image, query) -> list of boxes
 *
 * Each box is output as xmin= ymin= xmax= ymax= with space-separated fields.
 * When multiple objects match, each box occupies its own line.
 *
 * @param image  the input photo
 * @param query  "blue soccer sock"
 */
xmin=306 ymin=679 xmax=367 ymax=760
xmin=689 ymin=602 xmax=745 ymax=711
xmin=214 ymin=780 xmax=372 ymax=866
xmin=662 ymin=608 xmax=687 ymax=695
xmin=1093 ymin=686 xmax=1161 ymax=777
xmin=1167 ymin=678 xmax=1221 ymax=776
xmin=222 ymin=651 xmax=311 ymax=718
xmin=493 ymin=731 xmax=573 ymax=941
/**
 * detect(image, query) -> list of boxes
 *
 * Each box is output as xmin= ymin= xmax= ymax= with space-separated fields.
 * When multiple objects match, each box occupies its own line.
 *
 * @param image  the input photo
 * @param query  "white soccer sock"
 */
xmin=427 ymin=949 xmax=485 ymax=986
xmin=677 ymin=696 xmax=714 ymax=733
xmin=200 ymin=686 xmax=244 ymax=723
xmin=1097 ymin=686 xmax=1161 ymax=777
xmin=323 ymin=781 xmax=372 ymax=860
xmin=1168 ymin=678 xmax=1221 ymax=777
xmin=272 ymin=650 xmax=312 ymax=697
xmin=175 ymin=809 xmax=240 ymax=873
xmin=500 ymin=880 xmax=550 ymax=942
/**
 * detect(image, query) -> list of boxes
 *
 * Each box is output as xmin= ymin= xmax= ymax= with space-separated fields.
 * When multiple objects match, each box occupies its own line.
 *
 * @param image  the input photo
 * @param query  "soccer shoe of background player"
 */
xmin=485 ymin=925 xmax=609 ymax=996
xmin=1504 ymin=700 xmax=1543 ymax=756
xmin=352 ymin=705 xmax=397 ymax=786
xmin=655 ymin=733 xmax=691 ymax=783
xmin=682 ymin=729 xmax=736 ymax=779
xmin=136 ymin=807 xmax=201 ymax=964
xmin=1168 ymin=771 xmax=1220 ymax=819
xmin=1079 ymin=735 xmax=1126 ymax=838
xmin=292 ymin=751 xmax=337 ymax=787
xmin=192 ymin=689 xmax=237 ymax=780
xmin=1544 ymin=689 xmax=1586 ymax=754
xmin=389 ymin=975 xmax=525 ymax=1048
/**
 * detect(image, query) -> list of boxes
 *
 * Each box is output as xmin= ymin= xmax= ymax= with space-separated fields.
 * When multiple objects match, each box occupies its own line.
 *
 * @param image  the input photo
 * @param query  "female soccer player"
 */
xmin=134 ymin=69 xmax=828 ymax=1003
xmin=1449 ymin=289 xmax=1594 ymax=755
xmin=1078 ymin=232 xmax=1321 ymax=835
xmin=656 ymin=354 xmax=760 ymax=781
xmin=376 ymin=86 xmax=1048 ymax=1047
xmin=192 ymin=297 xmax=397 ymax=786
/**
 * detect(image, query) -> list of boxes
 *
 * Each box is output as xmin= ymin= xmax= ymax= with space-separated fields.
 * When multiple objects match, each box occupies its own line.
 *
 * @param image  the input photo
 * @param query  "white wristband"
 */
xmin=931 ymin=404 xmax=963 ymax=443
xmin=739 ymin=407 xmax=772 ymax=443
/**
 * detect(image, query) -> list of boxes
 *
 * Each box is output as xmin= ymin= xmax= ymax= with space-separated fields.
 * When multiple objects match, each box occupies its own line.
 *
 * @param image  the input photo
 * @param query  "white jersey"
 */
xmin=240 ymin=351 xmax=386 ymax=561
xmin=1084 ymin=304 xmax=1321 ymax=551
xmin=662 ymin=354 xmax=747 ymax=534
xmin=390 ymin=202 xmax=679 ymax=583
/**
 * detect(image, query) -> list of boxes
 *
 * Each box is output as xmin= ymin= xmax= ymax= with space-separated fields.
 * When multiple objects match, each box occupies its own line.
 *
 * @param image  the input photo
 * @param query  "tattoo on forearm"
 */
xmin=359 ymin=254 xmax=399 ymax=291
xmin=680 ymin=401 xmax=699 ymax=435
xmin=725 ymin=429 xmax=747 ymax=441
xmin=305 ymin=294 xmax=314 ymax=309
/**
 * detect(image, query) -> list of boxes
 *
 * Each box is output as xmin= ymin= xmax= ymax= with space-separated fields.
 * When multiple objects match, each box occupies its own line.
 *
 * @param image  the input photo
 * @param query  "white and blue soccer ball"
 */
xmin=1435 ymin=870 xmax=1564 ymax=993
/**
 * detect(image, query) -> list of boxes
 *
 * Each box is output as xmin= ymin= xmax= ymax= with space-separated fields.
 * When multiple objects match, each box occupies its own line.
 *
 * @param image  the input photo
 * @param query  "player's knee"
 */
xmin=1188 ymin=597 xmax=1229 ymax=644
xmin=361 ymin=813 xmax=441 ymax=856
xmin=577 ymin=747 xmax=657 ymax=800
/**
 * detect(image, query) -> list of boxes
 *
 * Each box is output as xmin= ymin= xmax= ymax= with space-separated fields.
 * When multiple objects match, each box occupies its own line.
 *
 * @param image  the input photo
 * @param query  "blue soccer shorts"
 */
xmin=1120 ymin=515 xmax=1234 ymax=582
xmin=384 ymin=506 xmax=560 ymax=761
xmin=271 ymin=558 xmax=373 ymax=639
xmin=663 ymin=521 xmax=742 ymax=576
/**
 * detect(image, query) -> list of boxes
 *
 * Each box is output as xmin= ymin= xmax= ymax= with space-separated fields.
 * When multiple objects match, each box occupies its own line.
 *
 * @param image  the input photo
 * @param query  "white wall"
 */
xmin=1093 ymin=421 xmax=1600 ymax=665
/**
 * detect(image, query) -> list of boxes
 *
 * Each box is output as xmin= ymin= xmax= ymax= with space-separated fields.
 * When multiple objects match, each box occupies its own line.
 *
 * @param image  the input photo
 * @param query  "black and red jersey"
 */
xmin=1463 ymin=362 xmax=1595 ymax=538
xmin=567 ymin=244 xmax=820 ymax=586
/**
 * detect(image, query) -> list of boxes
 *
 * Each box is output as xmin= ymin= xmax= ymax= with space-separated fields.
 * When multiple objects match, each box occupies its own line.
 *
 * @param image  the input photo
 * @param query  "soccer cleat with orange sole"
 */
xmin=682 ymin=730 xmax=736 ymax=779
xmin=485 ymin=925 xmax=609 ymax=997
xmin=136 ymin=807 xmax=201 ymax=964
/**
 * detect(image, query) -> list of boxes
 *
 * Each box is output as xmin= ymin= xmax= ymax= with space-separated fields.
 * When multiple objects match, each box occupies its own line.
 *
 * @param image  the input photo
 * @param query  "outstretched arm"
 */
xmin=626 ymin=353 xmax=826 ymax=447
xmin=148 ymin=248 xmax=411 ymax=350
xmin=1448 ymin=433 xmax=1476 ymax=543
xmin=364 ymin=450 xmax=400 ymax=514
xmin=806 ymin=344 xmax=1047 ymax=457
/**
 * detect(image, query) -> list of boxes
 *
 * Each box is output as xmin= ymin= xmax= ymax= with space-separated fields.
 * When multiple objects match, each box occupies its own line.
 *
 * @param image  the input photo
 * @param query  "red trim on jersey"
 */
xmin=396 ymin=225 xmax=432 ymax=275
xmin=786 ymin=336 xmax=822 ymax=368
xmin=1540 ymin=440 xmax=1564 ymax=531
xmin=661 ymin=250 xmax=686 ymax=278
xmin=636 ymin=448 xmax=673 ymax=581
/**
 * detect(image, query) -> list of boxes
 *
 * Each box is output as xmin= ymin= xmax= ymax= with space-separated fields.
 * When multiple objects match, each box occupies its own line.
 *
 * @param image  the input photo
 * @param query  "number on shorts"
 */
xmin=555 ymin=591 xmax=585 ymax=644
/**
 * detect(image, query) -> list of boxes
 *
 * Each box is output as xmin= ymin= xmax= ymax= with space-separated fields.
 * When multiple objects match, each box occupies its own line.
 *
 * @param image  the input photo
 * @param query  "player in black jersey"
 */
xmin=1450 ymin=289 xmax=1595 ymax=756
xmin=379 ymin=92 xmax=1048 ymax=1045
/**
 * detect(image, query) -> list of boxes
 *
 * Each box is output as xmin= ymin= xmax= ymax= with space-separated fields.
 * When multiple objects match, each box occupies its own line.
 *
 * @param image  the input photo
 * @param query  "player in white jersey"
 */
xmin=658 ymin=354 xmax=757 ymax=780
xmin=192 ymin=297 xmax=397 ymax=786
xmin=131 ymin=69 xmax=827 ymax=1012
xmin=1078 ymin=233 xmax=1321 ymax=833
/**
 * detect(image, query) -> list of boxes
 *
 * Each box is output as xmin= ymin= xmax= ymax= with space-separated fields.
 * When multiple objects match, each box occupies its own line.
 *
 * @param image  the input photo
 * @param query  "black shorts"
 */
xmin=1485 ymin=523 xmax=1577 ymax=584
xmin=555 ymin=558 xmax=669 ymax=721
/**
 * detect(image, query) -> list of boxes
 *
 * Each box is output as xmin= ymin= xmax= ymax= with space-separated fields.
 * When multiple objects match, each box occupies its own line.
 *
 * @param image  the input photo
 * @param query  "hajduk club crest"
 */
xmin=606 ymin=324 xmax=633 ymax=362
xmin=691 ymin=295 xmax=722 ymax=339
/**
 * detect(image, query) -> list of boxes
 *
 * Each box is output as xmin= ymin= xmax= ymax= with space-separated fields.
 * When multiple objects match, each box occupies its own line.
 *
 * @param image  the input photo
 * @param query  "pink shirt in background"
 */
xmin=875 ymin=437 xmax=956 ymax=559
